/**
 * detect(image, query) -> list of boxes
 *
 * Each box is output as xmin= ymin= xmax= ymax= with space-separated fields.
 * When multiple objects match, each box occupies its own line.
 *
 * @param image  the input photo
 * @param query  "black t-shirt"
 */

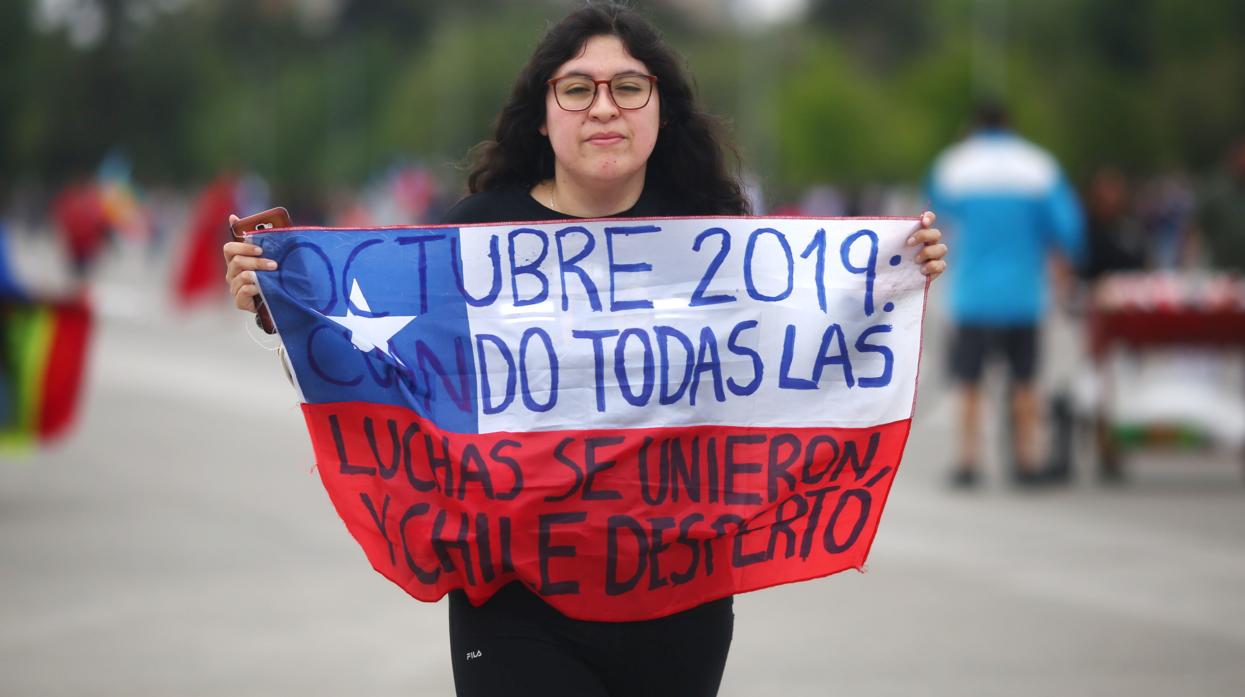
xmin=440 ymin=184 xmax=679 ymax=225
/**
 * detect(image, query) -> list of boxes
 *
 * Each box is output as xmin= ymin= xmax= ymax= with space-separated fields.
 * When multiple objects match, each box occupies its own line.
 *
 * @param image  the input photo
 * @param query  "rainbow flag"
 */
xmin=0 ymin=299 xmax=92 ymax=448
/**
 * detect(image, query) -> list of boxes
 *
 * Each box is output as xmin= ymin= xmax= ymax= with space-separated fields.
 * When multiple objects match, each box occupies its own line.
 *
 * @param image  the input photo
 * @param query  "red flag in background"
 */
xmin=172 ymin=175 xmax=237 ymax=307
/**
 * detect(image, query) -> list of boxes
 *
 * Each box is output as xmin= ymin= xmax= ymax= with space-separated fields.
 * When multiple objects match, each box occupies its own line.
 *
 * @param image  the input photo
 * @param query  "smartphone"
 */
xmin=230 ymin=206 xmax=292 ymax=241
xmin=230 ymin=207 xmax=292 ymax=334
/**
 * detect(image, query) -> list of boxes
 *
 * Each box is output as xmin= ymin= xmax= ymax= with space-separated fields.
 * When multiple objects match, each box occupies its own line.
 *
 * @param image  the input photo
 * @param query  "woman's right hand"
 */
xmin=223 ymin=214 xmax=279 ymax=313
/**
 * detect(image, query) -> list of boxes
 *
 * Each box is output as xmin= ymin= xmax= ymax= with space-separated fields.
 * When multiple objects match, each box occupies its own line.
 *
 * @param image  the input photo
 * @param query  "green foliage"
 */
xmin=379 ymin=8 xmax=548 ymax=186
xmin=769 ymin=34 xmax=966 ymax=192
xmin=2 ymin=0 xmax=1242 ymax=195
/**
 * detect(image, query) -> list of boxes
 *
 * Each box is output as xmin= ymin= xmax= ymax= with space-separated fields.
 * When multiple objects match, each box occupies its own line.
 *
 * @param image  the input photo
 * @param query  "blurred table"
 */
xmin=1089 ymin=307 xmax=1245 ymax=358
xmin=1087 ymin=302 xmax=1245 ymax=481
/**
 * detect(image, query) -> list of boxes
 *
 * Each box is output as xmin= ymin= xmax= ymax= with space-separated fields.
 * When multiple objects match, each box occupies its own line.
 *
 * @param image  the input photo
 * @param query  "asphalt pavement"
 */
xmin=2 ymin=240 xmax=1243 ymax=696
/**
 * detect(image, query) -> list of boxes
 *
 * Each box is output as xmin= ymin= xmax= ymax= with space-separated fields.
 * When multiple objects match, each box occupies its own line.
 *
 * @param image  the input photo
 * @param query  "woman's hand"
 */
xmin=911 ymin=211 xmax=947 ymax=281
xmin=223 ymin=214 xmax=278 ymax=313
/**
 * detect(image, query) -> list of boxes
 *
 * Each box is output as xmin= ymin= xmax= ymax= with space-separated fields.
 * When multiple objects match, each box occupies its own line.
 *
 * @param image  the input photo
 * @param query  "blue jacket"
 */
xmin=926 ymin=130 xmax=1085 ymax=324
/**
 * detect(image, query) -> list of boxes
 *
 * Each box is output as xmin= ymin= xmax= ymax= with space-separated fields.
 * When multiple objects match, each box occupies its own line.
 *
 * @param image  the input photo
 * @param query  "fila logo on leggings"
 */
xmin=466 ymin=650 xmax=483 ymax=660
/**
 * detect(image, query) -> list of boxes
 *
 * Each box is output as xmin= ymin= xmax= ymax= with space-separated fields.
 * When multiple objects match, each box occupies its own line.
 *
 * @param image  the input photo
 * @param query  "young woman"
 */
xmin=224 ymin=5 xmax=947 ymax=696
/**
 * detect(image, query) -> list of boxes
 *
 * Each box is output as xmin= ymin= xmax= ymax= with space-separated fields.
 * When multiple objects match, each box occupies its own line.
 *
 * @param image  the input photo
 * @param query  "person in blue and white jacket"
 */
xmin=926 ymin=102 xmax=1085 ymax=488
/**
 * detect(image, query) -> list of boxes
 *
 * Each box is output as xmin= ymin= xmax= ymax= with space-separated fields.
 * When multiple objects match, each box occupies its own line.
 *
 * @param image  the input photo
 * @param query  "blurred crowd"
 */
xmin=3 ymin=139 xmax=1243 ymax=294
xmin=2 ymin=135 xmax=1243 ymax=471
xmin=0 ymin=155 xmax=456 ymax=301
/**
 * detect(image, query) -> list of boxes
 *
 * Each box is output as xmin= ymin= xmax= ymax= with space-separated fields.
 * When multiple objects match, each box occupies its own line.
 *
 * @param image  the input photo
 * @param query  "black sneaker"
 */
xmin=1012 ymin=466 xmax=1073 ymax=488
xmin=948 ymin=467 xmax=980 ymax=489
xmin=1098 ymin=461 xmax=1126 ymax=485
xmin=1011 ymin=468 xmax=1048 ymax=488
xmin=1042 ymin=460 xmax=1073 ymax=485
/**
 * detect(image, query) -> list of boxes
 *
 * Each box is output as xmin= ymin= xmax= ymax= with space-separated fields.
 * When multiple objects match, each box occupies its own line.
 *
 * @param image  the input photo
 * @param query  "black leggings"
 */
xmin=449 ymin=583 xmax=733 ymax=697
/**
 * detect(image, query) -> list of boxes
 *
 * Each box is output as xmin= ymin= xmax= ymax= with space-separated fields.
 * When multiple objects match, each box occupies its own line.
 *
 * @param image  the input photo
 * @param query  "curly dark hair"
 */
xmin=467 ymin=4 xmax=750 ymax=216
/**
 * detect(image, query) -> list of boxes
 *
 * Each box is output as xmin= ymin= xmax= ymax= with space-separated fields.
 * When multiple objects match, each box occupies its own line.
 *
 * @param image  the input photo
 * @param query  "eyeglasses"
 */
xmin=547 ymin=74 xmax=658 ymax=112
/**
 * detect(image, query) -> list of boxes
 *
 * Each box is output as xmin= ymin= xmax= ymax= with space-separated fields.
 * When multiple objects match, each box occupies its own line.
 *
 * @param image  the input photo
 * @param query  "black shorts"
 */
xmin=948 ymin=324 xmax=1038 ymax=385
xmin=449 ymin=583 xmax=733 ymax=697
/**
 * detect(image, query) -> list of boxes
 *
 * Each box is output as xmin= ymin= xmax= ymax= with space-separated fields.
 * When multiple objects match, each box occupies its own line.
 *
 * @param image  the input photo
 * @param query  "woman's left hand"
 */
xmin=910 ymin=211 xmax=947 ymax=281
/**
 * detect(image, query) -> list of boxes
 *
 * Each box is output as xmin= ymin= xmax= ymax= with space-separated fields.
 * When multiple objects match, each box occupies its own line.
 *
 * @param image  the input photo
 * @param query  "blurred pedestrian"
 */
xmin=0 ymin=216 xmax=26 ymax=302
xmin=224 ymin=5 xmax=948 ymax=696
xmin=51 ymin=179 xmax=109 ymax=281
xmin=0 ymin=213 xmax=23 ymax=431
xmin=1196 ymin=139 xmax=1245 ymax=274
xmin=1080 ymin=166 xmax=1147 ymax=283
xmin=926 ymin=101 xmax=1085 ymax=488
xmin=1138 ymin=171 xmax=1197 ymax=270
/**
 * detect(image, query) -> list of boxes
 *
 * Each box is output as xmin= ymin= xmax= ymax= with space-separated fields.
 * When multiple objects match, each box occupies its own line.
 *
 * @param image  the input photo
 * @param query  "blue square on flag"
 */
xmin=259 ymin=227 xmax=479 ymax=434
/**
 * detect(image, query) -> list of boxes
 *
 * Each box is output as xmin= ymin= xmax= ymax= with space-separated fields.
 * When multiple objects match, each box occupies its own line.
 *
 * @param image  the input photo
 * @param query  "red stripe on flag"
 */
xmin=301 ymin=400 xmax=911 ymax=622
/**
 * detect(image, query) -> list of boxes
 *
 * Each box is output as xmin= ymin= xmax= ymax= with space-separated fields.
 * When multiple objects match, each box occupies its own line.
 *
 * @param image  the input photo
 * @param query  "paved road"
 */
xmin=2 ymin=246 xmax=1244 ymax=696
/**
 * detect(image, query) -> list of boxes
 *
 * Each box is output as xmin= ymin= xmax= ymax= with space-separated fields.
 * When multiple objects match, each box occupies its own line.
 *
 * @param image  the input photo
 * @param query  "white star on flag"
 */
xmin=323 ymin=280 xmax=418 ymax=361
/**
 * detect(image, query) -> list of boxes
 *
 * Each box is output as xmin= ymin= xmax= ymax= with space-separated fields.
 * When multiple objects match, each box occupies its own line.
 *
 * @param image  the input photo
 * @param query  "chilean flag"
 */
xmin=252 ymin=216 xmax=928 ymax=621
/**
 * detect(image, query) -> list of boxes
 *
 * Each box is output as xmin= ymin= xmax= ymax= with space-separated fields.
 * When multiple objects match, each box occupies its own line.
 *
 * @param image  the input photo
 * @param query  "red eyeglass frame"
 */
xmin=545 ymin=74 xmax=659 ymax=111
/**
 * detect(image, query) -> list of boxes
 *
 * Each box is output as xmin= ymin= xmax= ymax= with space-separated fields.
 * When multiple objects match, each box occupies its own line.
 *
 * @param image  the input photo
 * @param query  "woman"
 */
xmin=224 ymin=5 xmax=946 ymax=696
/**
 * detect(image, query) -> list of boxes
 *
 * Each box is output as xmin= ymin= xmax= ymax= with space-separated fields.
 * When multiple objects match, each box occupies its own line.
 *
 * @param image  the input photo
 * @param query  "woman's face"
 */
xmin=541 ymin=34 xmax=660 ymax=188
